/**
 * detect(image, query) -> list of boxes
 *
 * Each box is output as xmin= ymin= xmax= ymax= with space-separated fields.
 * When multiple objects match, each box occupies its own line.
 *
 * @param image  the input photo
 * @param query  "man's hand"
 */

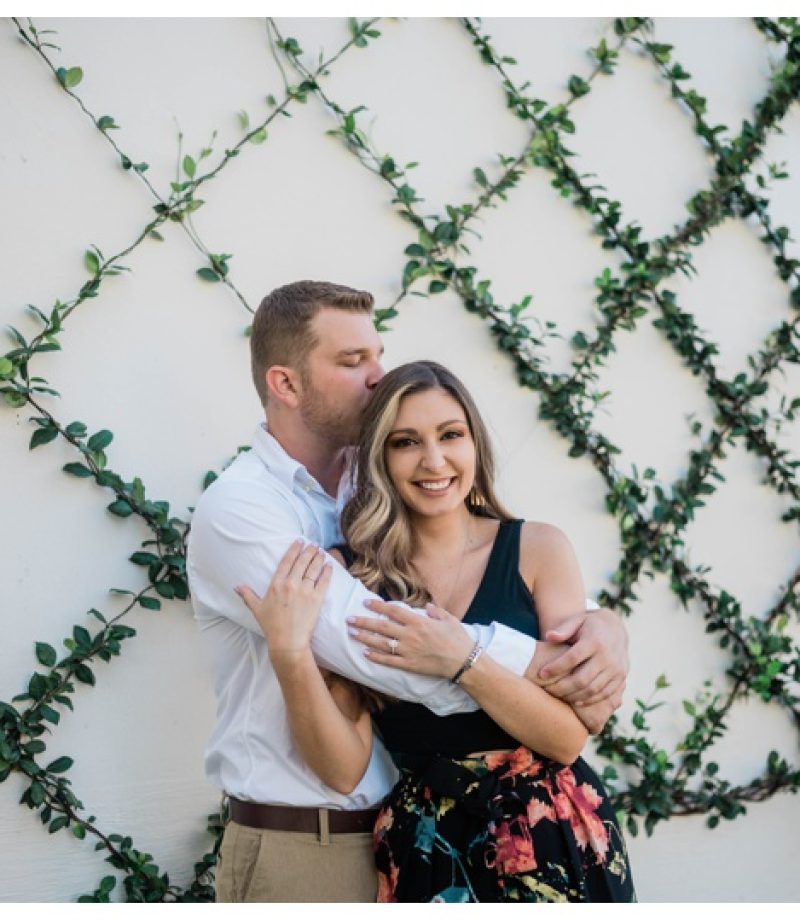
xmin=570 ymin=687 xmax=623 ymax=735
xmin=536 ymin=608 xmax=629 ymax=706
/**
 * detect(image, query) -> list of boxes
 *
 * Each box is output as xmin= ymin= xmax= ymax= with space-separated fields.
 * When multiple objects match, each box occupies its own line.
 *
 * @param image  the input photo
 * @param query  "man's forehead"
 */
xmin=311 ymin=309 xmax=382 ymax=353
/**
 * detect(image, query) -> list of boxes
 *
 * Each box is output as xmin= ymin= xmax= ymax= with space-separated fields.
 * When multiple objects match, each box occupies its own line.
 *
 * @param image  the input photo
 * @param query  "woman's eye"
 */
xmin=389 ymin=438 xmax=416 ymax=449
xmin=442 ymin=430 xmax=464 ymax=440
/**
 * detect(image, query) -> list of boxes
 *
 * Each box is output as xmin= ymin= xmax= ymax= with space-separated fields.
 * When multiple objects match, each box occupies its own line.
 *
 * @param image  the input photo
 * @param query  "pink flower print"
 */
xmin=552 ymin=768 xmax=609 ymax=862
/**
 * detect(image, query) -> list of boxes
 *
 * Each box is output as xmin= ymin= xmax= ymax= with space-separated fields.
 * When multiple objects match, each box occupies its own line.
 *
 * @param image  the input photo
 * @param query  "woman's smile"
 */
xmin=414 ymin=476 xmax=457 ymax=494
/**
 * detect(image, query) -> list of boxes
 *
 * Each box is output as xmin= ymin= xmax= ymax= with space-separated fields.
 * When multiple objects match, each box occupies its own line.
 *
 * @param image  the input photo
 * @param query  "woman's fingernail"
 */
xmin=348 ymin=628 xmax=359 ymax=638
xmin=346 ymin=616 xmax=355 ymax=624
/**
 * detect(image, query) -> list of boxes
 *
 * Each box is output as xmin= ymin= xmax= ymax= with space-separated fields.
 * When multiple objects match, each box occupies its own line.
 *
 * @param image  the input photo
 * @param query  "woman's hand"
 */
xmin=236 ymin=540 xmax=332 ymax=666
xmin=347 ymin=599 xmax=474 ymax=679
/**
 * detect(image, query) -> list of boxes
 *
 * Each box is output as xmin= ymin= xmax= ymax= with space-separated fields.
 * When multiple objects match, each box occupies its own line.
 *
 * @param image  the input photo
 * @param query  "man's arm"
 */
xmin=524 ymin=636 xmax=625 ymax=734
xmin=187 ymin=478 xmax=535 ymax=716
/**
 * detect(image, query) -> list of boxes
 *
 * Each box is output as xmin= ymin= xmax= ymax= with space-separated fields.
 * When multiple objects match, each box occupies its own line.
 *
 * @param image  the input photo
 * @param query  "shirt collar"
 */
xmin=251 ymin=421 xmax=354 ymax=499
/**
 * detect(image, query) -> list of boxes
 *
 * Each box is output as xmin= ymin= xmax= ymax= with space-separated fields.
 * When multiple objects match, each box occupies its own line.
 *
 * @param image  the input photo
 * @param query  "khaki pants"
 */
xmin=215 ymin=819 xmax=378 ymax=903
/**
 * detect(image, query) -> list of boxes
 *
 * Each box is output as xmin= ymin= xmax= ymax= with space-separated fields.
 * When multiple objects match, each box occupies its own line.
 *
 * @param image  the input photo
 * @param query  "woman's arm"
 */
xmin=237 ymin=542 xmax=372 ymax=795
xmin=348 ymin=523 xmax=592 ymax=764
xmin=457 ymin=522 xmax=590 ymax=762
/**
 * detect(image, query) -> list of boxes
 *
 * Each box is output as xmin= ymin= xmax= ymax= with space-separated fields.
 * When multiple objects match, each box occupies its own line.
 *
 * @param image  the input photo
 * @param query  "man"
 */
xmin=187 ymin=280 xmax=628 ymax=903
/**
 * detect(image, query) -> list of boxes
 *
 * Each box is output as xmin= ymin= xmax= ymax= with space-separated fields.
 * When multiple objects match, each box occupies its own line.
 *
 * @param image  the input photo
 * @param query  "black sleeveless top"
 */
xmin=341 ymin=519 xmax=540 ymax=757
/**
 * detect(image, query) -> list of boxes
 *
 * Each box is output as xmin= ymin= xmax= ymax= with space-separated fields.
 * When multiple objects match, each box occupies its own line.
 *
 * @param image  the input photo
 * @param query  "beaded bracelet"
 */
xmin=450 ymin=640 xmax=484 ymax=684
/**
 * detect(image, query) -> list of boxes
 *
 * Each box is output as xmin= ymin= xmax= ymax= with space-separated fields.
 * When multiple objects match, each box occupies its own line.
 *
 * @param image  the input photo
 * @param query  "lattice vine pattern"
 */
xmin=1 ymin=16 xmax=799 ymax=902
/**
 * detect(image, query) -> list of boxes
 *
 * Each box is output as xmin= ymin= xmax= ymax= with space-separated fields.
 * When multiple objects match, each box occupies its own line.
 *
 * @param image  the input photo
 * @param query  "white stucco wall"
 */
xmin=1 ymin=16 xmax=798 ymax=902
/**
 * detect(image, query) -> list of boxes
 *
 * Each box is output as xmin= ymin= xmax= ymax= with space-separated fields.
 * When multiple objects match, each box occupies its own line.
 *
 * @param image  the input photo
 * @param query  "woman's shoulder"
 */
xmin=518 ymin=521 xmax=575 ymax=578
xmin=519 ymin=520 xmax=572 ymax=544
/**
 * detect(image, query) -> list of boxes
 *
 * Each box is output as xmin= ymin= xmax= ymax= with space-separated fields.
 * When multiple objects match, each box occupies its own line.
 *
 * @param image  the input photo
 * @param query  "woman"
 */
xmin=238 ymin=361 xmax=635 ymax=902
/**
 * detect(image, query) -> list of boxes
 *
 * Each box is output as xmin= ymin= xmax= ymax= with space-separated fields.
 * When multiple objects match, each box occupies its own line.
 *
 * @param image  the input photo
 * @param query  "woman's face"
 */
xmin=384 ymin=387 xmax=476 ymax=518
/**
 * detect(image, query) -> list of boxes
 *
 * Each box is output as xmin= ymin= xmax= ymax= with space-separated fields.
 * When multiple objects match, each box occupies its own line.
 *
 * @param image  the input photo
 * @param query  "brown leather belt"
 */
xmin=229 ymin=797 xmax=379 ymax=834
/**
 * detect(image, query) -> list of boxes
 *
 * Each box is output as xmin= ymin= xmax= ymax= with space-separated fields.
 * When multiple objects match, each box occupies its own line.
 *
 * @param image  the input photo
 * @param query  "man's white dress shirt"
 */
xmin=188 ymin=424 xmax=538 ymax=809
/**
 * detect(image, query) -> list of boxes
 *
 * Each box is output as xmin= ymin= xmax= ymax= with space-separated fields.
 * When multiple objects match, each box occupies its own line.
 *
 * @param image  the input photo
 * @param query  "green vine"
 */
xmin=270 ymin=14 xmax=800 ymax=837
xmin=3 ymin=15 xmax=799 ymax=900
xmin=2 ymin=16 xmax=378 ymax=901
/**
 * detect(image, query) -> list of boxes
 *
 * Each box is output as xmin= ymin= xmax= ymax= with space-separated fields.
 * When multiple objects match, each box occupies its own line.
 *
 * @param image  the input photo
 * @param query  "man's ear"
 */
xmin=265 ymin=364 xmax=302 ymax=409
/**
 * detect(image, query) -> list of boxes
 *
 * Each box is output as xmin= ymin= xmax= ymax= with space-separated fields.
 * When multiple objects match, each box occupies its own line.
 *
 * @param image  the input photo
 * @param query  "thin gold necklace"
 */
xmin=435 ymin=515 xmax=474 ymax=613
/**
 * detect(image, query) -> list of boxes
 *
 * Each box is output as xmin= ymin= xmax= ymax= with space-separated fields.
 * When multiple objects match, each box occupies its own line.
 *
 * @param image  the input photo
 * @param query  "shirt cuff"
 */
xmin=479 ymin=622 xmax=536 ymax=676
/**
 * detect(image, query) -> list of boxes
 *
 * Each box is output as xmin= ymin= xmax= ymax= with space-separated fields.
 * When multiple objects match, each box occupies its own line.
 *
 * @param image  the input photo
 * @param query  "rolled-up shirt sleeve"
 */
xmin=188 ymin=477 xmax=537 ymax=716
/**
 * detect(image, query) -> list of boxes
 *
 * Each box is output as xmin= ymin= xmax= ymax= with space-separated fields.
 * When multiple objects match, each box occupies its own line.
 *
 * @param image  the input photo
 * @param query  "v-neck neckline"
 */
xmin=447 ymin=519 xmax=506 ymax=623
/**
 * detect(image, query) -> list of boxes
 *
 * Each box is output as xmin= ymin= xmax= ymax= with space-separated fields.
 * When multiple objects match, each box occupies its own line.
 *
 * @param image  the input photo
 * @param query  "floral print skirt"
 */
xmin=373 ymin=747 xmax=635 ymax=902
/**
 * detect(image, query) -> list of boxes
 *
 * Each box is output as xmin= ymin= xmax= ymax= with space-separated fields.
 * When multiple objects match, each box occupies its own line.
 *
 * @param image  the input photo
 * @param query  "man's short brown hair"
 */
xmin=250 ymin=280 xmax=374 ymax=406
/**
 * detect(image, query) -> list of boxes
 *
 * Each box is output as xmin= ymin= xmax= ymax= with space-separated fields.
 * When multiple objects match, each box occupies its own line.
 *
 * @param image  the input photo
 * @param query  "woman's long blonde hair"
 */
xmin=341 ymin=361 xmax=514 ymax=605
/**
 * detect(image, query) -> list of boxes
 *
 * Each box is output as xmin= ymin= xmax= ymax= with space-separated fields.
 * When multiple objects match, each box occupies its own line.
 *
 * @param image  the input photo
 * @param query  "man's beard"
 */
xmin=298 ymin=378 xmax=362 ymax=447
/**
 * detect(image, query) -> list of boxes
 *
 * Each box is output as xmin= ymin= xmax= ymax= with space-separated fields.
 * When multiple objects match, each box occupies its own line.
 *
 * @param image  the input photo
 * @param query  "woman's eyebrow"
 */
xmin=389 ymin=419 xmax=466 ymax=435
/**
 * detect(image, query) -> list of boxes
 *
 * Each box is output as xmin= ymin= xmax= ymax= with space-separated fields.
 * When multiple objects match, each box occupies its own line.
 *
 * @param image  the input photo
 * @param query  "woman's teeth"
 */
xmin=416 ymin=479 xmax=453 ymax=492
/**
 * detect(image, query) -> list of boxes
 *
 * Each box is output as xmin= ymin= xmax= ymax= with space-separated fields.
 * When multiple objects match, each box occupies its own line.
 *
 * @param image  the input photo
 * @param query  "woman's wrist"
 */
xmin=269 ymin=645 xmax=316 ymax=677
xmin=450 ymin=640 xmax=485 ymax=684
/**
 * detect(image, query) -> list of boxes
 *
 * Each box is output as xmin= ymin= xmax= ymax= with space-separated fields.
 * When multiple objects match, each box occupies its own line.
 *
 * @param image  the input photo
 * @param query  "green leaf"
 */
xmin=84 ymin=249 xmax=100 ymax=274
xmin=30 ymin=427 xmax=59 ymax=450
xmin=107 ymin=499 xmax=133 ymax=517
xmin=73 ymin=626 xmax=92 ymax=649
xmin=63 ymin=462 xmax=93 ymax=478
xmin=97 ymin=115 xmax=118 ymax=131
xmin=74 ymin=664 xmax=95 ymax=686
xmin=35 ymin=643 xmax=57 ymax=668
xmin=429 ymin=280 xmax=447 ymax=294
xmin=29 ymin=781 xmax=46 ymax=806
xmin=138 ymin=596 xmax=162 ymax=611
xmin=250 ymin=128 xmax=267 ymax=144
xmin=568 ymin=75 xmax=590 ymax=97
xmin=87 ymin=430 xmax=113 ymax=452
xmin=57 ymin=66 xmax=83 ymax=89
xmin=0 ymin=357 xmax=14 ymax=378
xmin=182 ymin=155 xmax=196 ymax=179
xmin=95 ymin=470 xmax=122 ymax=489
xmin=196 ymin=267 xmax=220 ymax=282
xmin=40 ymin=705 xmax=60 ymax=725
xmin=130 ymin=552 xmax=159 ymax=566
xmin=72 ymin=823 xmax=86 ymax=840
xmin=47 ymin=756 xmax=74 ymax=774
xmin=49 ymin=816 xmax=70 ymax=834
xmin=3 ymin=390 xmax=27 ymax=408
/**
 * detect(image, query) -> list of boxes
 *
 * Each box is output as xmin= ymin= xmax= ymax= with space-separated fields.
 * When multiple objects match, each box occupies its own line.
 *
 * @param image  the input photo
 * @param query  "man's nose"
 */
xmin=366 ymin=359 xmax=385 ymax=389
